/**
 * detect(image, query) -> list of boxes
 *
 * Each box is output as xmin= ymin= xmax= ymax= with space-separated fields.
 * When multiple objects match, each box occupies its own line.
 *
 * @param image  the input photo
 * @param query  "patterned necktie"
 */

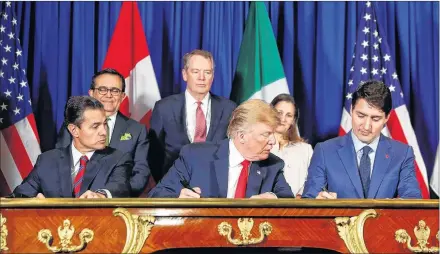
xmin=193 ymin=101 xmax=207 ymax=142
xmin=73 ymin=155 xmax=89 ymax=197
xmin=105 ymin=117 xmax=110 ymax=146
xmin=234 ymin=160 xmax=250 ymax=198
xmin=359 ymin=146 xmax=372 ymax=198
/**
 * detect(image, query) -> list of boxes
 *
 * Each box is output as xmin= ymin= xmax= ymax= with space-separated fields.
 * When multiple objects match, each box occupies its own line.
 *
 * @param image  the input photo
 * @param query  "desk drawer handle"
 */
xmin=37 ymin=219 xmax=94 ymax=253
xmin=0 ymin=214 xmax=8 ymax=251
xmin=218 ymin=218 xmax=272 ymax=246
xmin=395 ymin=220 xmax=439 ymax=253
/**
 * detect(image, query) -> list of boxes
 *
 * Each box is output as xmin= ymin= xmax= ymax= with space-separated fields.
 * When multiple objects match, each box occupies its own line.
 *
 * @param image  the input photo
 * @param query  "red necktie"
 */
xmin=73 ymin=155 xmax=88 ymax=197
xmin=234 ymin=160 xmax=250 ymax=198
xmin=193 ymin=101 xmax=207 ymax=142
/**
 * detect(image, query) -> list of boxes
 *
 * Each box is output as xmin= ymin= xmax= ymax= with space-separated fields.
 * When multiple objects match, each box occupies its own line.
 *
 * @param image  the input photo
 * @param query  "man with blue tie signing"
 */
xmin=302 ymin=80 xmax=421 ymax=199
xmin=148 ymin=99 xmax=293 ymax=199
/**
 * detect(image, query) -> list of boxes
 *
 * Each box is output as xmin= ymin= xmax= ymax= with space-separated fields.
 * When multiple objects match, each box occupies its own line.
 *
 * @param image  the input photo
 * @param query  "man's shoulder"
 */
xmin=380 ymin=135 xmax=411 ymax=152
xmin=118 ymin=113 xmax=145 ymax=130
xmin=180 ymin=141 xmax=220 ymax=155
xmin=211 ymin=93 xmax=237 ymax=109
xmin=317 ymin=135 xmax=346 ymax=150
xmin=155 ymin=93 xmax=183 ymax=108
xmin=99 ymin=146 xmax=131 ymax=162
xmin=39 ymin=147 xmax=67 ymax=159
xmin=259 ymin=153 xmax=285 ymax=170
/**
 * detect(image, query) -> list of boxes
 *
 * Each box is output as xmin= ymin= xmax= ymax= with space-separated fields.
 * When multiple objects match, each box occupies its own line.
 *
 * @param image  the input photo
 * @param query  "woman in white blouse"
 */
xmin=270 ymin=94 xmax=313 ymax=198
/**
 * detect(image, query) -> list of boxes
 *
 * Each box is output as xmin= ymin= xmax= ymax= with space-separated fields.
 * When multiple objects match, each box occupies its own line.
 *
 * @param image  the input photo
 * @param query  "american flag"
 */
xmin=339 ymin=1 xmax=429 ymax=198
xmin=0 ymin=1 xmax=41 ymax=196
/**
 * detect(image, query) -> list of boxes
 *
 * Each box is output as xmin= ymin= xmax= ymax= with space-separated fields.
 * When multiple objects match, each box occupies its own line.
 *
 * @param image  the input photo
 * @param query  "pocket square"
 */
xmin=120 ymin=133 xmax=132 ymax=141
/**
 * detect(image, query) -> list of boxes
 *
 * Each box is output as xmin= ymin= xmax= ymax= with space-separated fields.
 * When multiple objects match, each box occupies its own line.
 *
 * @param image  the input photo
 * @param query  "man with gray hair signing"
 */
xmin=148 ymin=99 xmax=293 ymax=199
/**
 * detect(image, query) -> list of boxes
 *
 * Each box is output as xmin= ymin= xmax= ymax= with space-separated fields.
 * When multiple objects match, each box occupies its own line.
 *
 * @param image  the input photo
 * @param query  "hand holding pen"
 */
xmin=179 ymin=179 xmax=201 ymax=198
xmin=316 ymin=186 xmax=337 ymax=199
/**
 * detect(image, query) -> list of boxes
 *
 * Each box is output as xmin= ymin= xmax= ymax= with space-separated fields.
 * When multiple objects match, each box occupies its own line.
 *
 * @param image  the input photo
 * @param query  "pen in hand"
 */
xmin=180 ymin=179 xmax=198 ymax=194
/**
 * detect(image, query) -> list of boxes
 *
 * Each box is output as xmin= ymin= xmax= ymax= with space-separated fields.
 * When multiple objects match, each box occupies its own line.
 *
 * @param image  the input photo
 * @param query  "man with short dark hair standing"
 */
xmin=56 ymin=68 xmax=150 ymax=197
xmin=13 ymin=96 xmax=133 ymax=198
xmin=302 ymin=80 xmax=422 ymax=199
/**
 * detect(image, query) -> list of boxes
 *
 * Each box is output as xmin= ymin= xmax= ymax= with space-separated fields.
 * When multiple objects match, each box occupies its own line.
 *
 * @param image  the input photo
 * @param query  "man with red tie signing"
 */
xmin=12 ymin=96 xmax=133 ymax=198
xmin=148 ymin=99 xmax=294 ymax=199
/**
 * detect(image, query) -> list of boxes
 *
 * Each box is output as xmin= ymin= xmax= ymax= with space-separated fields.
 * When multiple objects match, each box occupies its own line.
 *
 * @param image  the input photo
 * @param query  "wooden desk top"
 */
xmin=1 ymin=199 xmax=438 ymax=253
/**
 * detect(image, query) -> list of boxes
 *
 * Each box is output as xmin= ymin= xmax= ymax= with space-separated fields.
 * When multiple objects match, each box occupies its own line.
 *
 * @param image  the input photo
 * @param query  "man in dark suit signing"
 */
xmin=13 ymin=96 xmax=133 ymax=198
xmin=56 ymin=69 xmax=150 ymax=197
xmin=148 ymin=99 xmax=293 ymax=198
xmin=148 ymin=49 xmax=236 ymax=182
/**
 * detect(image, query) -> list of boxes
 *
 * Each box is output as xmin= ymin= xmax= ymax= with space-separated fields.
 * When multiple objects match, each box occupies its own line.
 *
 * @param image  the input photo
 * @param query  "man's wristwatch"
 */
xmin=95 ymin=189 xmax=108 ymax=198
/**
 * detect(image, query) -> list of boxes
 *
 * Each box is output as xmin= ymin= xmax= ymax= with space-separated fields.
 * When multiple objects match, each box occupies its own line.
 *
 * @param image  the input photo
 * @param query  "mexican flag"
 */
xmin=230 ymin=2 xmax=289 ymax=104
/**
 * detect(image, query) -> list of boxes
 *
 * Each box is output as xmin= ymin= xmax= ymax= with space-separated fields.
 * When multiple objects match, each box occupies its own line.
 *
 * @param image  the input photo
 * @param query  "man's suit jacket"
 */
xmin=56 ymin=112 xmax=150 ymax=197
xmin=148 ymin=92 xmax=236 ymax=182
xmin=148 ymin=139 xmax=294 ymax=198
xmin=302 ymin=132 xmax=422 ymax=199
xmin=13 ymin=146 xmax=133 ymax=198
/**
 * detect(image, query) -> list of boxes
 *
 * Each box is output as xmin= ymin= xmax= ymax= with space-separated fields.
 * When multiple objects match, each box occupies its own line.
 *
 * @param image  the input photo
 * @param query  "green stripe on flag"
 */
xmin=230 ymin=2 xmax=289 ymax=105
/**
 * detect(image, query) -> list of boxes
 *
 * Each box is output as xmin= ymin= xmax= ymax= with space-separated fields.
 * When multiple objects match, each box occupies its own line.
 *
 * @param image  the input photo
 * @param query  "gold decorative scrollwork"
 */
xmin=335 ymin=209 xmax=377 ymax=254
xmin=395 ymin=220 xmax=439 ymax=253
xmin=218 ymin=218 xmax=272 ymax=246
xmin=113 ymin=207 xmax=155 ymax=254
xmin=1 ymin=214 xmax=8 ymax=251
xmin=37 ymin=219 xmax=94 ymax=252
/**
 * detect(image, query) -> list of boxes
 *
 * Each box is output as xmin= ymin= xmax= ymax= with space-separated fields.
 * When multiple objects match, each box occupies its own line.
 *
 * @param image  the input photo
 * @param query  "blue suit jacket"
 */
xmin=13 ymin=146 xmax=133 ymax=198
xmin=148 ymin=92 xmax=236 ymax=182
xmin=148 ymin=139 xmax=294 ymax=198
xmin=56 ymin=112 xmax=150 ymax=197
xmin=302 ymin=133 xmax=422 ymax=199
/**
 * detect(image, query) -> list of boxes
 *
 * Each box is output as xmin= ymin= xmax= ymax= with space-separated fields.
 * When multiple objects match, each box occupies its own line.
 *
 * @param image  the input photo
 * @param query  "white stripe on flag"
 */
xmin=15 ymin=117 xmax=41 ymax=165
xmin=395 ymin=106 xmax=429 ymax=186
xmin=124 ymin=56 xmax=161 ymax=122
xmin=381 ymin=125 xmax=391 ymax=137
xmin=249 ymin=77 xmax=290 ymax=103
xmin=430 ymin=145 xmax=439 ymax=196
xmin=340 ymin=108 xmax=352 ymax=133
xmin=0 ymin=131 xmax=23 ymax=191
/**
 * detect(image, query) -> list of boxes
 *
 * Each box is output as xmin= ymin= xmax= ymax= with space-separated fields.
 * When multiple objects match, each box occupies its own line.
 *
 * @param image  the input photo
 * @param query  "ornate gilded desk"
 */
xmin=0 ymin=198 xmax=438 ymax=253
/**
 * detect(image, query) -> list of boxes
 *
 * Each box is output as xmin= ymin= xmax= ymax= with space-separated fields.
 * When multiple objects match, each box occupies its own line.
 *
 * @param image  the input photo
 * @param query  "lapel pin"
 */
xmin=257 ymin=170 xmax=261 ymax=175
xmin=385 ymin=154 xmax=389 ymax=159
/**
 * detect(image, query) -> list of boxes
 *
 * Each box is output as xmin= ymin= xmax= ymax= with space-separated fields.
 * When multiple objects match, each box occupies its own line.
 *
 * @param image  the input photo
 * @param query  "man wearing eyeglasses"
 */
xmin=55 ymin=68 xmax=150 ymax=197
xmin=148 ymin=49 xmax=237 ymax=183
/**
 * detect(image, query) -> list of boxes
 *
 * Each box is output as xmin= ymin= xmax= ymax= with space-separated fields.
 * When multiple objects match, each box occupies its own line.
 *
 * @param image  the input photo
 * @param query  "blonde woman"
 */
xmin=270 ymin=94 xmax=313 ymax=198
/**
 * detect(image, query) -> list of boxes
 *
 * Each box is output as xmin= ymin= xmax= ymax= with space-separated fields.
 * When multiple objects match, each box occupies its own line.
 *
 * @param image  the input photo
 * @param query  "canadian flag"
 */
xmin=102 ymin=2 xmax=161 ymax=193
xmin=102 ymin=1 xmax=161 ymax=128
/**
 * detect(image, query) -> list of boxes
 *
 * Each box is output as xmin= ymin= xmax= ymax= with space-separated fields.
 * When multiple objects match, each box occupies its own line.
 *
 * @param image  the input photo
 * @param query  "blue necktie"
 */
xmin=359 ymin=146 xmax=372 ymax=198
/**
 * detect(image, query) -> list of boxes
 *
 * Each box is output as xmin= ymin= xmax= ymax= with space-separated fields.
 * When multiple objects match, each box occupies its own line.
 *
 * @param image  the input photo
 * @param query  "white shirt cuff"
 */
xmin=96 ymin=189 xmax=112 ymax=198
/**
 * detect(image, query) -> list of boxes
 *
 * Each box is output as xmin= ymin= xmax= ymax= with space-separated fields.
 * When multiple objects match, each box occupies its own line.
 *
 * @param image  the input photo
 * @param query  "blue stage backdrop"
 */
xmin=2 ymin=1 xmax=438 ymax=180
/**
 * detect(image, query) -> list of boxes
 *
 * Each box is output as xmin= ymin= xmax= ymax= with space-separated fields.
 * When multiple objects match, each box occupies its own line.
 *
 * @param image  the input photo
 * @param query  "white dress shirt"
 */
xmin=185 ymin=90 xmax=211 ymax=142
xmin=226 ymin=139 xmax=248 ymax=198
xmin=351 ymin=132 xmax=380 ymax=177
xmin=70 ymin=142 xmax=112 ymax=198
xmin=270 ymin=141 xmax=313 ymax=195
xmin=106 ymin=112 xmax=117 ymax=143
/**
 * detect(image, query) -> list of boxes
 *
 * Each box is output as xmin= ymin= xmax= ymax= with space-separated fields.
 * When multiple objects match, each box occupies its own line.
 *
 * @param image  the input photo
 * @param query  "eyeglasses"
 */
xmin=93 ymin=86 xmax=122 ymax=96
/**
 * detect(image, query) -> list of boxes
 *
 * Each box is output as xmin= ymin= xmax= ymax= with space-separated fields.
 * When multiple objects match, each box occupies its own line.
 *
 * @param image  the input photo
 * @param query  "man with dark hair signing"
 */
xmin=56 ymin=68 xmax=150 ymax=197
xmin=148 ymin=99 xmax=293 ymax=199
xmin=302 ymin=80 xmax=421 ymax=199
xmin=13 ymin=96 xmax=133 ymax=198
